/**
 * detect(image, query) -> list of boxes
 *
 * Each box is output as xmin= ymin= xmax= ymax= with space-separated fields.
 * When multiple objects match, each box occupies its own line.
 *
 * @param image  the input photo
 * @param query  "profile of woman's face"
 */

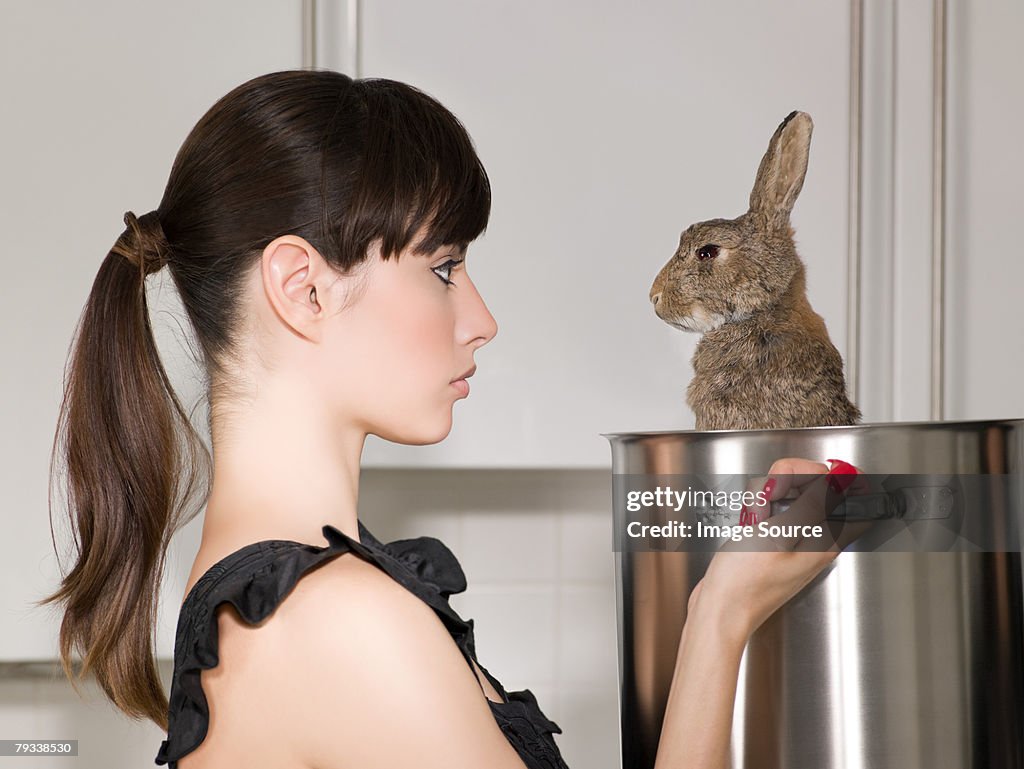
xmin=319 ymin=235 xmax=498 ymax=445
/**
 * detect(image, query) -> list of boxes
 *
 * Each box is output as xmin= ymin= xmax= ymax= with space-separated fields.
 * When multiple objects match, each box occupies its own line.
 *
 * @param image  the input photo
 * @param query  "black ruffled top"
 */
xmin=155 ymin=520 xmax=570 ymax=768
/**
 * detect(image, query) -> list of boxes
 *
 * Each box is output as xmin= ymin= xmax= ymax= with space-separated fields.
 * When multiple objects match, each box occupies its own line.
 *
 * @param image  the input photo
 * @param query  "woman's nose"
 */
xmin=473 ymin=297 xmax=498 ymax=345
xmin=461 ymin=277 xmax=498 ymax=346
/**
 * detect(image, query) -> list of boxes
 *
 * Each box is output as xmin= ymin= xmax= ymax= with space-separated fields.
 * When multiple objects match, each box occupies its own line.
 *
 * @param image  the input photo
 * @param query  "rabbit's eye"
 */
xmin=697 ymin=244 xmax=720 ymax=260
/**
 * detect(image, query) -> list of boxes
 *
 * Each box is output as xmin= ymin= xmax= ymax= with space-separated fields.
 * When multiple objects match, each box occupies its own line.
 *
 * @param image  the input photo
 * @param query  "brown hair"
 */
xmin=37 ymin=69 xmax=490 ymax=729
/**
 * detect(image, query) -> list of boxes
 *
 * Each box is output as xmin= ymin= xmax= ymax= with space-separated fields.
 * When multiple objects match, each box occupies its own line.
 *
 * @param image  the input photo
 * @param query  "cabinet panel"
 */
xmin=863 ymin=0 xmax=1024 ymax=423
xmin=946 ymin=0 xmax=1024 ymax=419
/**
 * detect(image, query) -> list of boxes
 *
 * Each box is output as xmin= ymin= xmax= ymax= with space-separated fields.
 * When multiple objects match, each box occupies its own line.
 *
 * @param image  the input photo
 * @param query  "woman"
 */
xmin=42 ymin=70 xmax=861 ymax=768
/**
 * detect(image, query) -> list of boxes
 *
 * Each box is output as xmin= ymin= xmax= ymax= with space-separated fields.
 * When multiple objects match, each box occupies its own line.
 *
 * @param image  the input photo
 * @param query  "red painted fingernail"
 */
xmin=751 ymin=478 xmax=776 ymax=524
xmin=740 ymin=505 xmax=750 ymax=525
xmin=825 ymin=458 xmax=859 ymax=493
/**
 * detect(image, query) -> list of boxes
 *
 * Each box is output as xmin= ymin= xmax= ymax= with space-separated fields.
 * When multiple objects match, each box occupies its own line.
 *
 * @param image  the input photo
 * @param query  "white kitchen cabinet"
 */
xmin=857 ymin=0 xmax=1024 ymax=422
xmin=941 ymin=0 xmax=1023 ymax=419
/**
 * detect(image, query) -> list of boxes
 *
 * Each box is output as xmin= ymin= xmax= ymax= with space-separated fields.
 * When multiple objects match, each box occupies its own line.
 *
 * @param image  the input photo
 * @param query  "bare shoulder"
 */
xmin=182 ymin=554 xmax=399 ymax=767
xmin=256 ymin=551 xmax=529 ymax=769
xmin=266 ymin=550 xmax=433 ymax=645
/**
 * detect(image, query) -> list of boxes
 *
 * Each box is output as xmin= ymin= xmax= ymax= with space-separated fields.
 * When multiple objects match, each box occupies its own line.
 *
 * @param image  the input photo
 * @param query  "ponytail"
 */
xmin=37 ymin=210 xmax=209 ymax=729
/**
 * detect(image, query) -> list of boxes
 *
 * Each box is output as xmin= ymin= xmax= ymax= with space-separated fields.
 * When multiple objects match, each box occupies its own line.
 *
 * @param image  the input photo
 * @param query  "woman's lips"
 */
xmin=451 ymin=379 xmax=470 ymax=397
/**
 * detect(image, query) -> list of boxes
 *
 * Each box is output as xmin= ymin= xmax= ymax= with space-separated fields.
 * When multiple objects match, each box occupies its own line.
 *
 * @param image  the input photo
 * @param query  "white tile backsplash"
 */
xmin=450 ymin=585 xmax=559 ymax=688
xmin=559 ymin=505 xmax=616 ymax=585
xmin=460 ymin=507 xmax=559 ymax=583
xmin=0 ymin=666 xmax=173 ymax=769
xmin=556 ymin=683 xmax=622 ymax=769
xmin=3 ymin=469 xmax=621 ymax=769
xmin=0 ymin=680 xmax=38 ymax=736
xmin=557 ymin=584 xmax=619 ymax=687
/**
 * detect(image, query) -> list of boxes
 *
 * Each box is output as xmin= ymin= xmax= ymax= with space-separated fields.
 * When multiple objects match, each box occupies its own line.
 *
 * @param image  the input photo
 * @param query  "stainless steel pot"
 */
xmin=603 ymin=418 xmax=1024 ymax=769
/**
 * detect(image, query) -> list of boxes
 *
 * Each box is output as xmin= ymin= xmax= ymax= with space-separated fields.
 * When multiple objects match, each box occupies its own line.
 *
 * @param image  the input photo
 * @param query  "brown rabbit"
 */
xmin=649 ymin=110 xmax=862 ymax=430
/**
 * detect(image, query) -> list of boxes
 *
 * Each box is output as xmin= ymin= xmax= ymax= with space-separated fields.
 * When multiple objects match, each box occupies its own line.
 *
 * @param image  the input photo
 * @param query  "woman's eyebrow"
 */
xmin=440 ymin=243 xmax=467 ymax=258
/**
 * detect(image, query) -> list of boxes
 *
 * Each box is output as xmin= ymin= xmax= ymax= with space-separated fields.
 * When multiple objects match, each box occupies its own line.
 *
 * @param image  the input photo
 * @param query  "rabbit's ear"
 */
xmin=748 ymin=111 xmax=813 ymax=228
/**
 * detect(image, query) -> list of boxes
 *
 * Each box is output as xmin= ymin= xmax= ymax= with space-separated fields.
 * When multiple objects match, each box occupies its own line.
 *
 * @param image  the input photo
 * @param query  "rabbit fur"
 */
xmin=649 ymin=110 xmax=862 ymax=430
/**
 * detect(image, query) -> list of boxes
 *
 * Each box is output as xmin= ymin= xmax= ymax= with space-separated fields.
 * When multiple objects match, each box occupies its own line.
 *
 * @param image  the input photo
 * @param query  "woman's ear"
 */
xmin=260 ymin=235 xmax=332 ymax=342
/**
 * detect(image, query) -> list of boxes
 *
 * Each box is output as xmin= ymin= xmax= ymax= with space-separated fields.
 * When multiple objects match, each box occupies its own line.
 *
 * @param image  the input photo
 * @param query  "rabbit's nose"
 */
xmin=650 ymin=291 xmax=662 ymax=306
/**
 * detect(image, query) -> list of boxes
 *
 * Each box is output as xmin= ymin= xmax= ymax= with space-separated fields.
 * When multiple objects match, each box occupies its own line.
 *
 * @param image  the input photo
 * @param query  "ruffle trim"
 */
xmin=361 ymin=526 xmax=468 ymax=597
xmin=489 ymin=688 xmax=570 ymax=769
xmin=156 ymin=520 xmax=566 ymax=768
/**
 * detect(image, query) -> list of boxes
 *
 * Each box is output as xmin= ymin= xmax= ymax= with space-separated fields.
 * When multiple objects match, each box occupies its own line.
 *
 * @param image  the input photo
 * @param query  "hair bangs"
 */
xmin=359 ymin=79 xmax=491 ymax=260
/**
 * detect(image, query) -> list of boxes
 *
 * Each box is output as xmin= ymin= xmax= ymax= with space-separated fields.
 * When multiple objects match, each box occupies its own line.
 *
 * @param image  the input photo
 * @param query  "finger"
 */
xmin=745 ymin=458 xmax=828 ymax=525
xmin=759 ymin=458 xmax=831 ymax=513
xmin=768 ymin=457 xmax=833 ymax=476
xmin=774 ymin=463 xmax=875 ymax=552
xmin=765 ymin=471 xmax=849 ymax=529
xmin=742 ymin=473 xmax=769 ymax=525
xmin=768 ymin=457 xmax=871 ymax=521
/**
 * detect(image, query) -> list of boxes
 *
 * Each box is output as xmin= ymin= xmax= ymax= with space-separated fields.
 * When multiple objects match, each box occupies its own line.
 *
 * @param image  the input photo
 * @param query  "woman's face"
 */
xmin=319 ymin=235 xmax=498 ymax=445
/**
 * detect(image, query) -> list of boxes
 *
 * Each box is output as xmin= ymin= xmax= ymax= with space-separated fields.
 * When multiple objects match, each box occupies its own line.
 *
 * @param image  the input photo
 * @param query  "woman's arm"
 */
xmin=653 ymin=581 xmax=750 ymax=769
xmin=653 ymin=458 xmax=864 ymax=769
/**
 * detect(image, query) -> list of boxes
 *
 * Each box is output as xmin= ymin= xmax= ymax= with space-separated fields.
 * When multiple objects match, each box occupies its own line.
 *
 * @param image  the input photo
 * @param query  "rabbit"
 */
xmin=649 ymin=110 xmax=862 ymax=431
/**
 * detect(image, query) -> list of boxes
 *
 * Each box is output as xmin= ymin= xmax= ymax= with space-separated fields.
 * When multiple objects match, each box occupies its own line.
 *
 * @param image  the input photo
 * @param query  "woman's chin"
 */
xmin=368 ymin=399 xmax=459 ymax=445
xmin=386 ymin=415 xmax=454 ymax=446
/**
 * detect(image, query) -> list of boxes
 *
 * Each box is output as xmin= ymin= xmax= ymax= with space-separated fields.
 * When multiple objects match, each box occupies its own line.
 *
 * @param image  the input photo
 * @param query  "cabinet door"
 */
xmin=858 ymin=0 xmax=1024 ymax=422
xmin=1 ymin=1 xmax=300 ymax=660
xmin=354 ymin=0 xmax=854 ymax=468
xmin=944 ymin=0 xmax=1024 ymax=419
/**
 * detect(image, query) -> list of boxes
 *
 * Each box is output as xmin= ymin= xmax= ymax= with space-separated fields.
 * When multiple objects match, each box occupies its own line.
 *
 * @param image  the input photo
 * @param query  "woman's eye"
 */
xmin=696 ymin=244 xmax=720 ymax=260
xmin=432 ymin=258 xmax=463 ymax=286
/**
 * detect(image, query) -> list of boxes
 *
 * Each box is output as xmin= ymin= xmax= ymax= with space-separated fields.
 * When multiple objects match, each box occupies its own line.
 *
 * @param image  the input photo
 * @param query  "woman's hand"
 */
xmin=689 ymin=457 xmax=869 ymax=646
